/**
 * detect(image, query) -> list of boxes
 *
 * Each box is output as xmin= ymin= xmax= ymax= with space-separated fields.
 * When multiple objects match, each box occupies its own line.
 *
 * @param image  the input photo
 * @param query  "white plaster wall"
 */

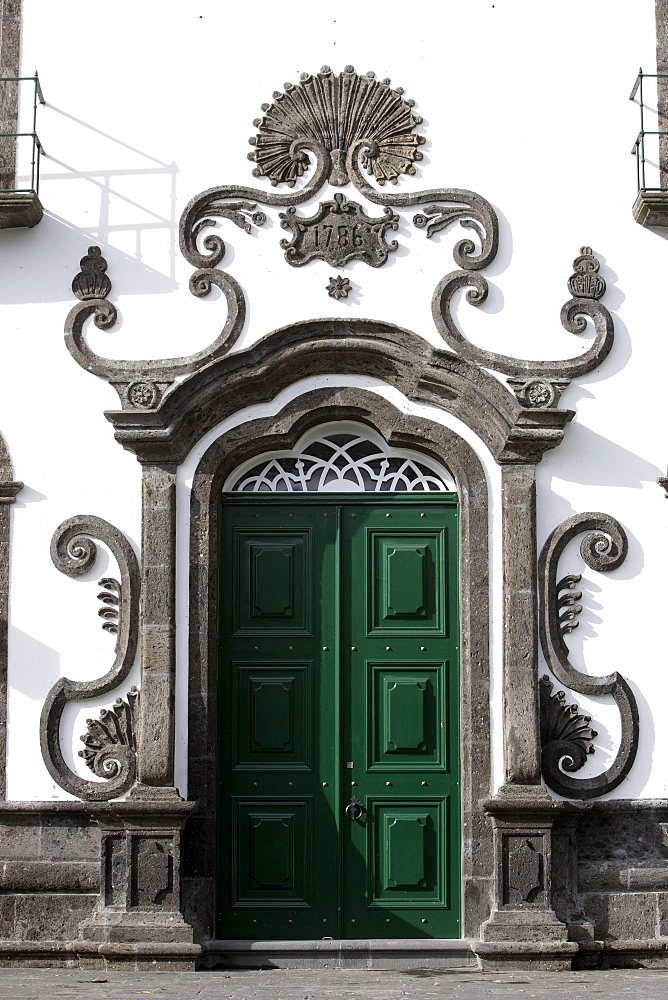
xmin=2 ymin=0 xmax=665 ymax=799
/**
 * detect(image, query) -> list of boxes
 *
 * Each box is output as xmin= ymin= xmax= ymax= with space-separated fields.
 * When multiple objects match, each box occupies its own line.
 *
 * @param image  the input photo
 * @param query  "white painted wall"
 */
xmin=2 ymin=0 xmax=664 ymax=799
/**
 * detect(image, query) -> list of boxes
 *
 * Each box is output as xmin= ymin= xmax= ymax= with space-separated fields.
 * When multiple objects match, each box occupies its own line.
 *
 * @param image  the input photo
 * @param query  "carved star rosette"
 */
xmin=280 ymin=193 xmax=399 ymax=268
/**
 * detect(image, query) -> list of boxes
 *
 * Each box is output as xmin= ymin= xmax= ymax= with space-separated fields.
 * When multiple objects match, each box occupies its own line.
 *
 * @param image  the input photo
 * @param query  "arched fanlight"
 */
xmin=225 ymin=422 xmax=455 ymax=493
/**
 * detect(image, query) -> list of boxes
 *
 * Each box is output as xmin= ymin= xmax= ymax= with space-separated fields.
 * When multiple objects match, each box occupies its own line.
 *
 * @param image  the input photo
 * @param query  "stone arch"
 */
xmin=184 ymin=385 xmax=493 ymax=940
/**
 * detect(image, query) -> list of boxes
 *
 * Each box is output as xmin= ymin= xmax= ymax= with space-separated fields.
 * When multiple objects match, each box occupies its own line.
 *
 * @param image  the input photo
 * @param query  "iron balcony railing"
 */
xmin=0 ymin=73 xmax=45 ymax=194
xmin=630 ymin=67 xmax=668 ymax=193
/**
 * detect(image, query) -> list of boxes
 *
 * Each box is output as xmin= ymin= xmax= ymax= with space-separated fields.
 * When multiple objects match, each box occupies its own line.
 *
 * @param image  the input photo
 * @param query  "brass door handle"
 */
xmin=345 ymin=795 xmax=364 ymax=821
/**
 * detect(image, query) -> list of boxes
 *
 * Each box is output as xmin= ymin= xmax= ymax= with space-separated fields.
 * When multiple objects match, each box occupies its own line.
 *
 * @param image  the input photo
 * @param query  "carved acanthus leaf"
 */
xmin=540 ymin=675 xmax=597 ymax=781
xmin=538 ymin=513 xmax=638 ymax=799
xmin=97 ymin=578 xmax=120 ymax=633
xmin=79 ymin=687 xmax=139 ymax=780
xmin=556 ymin=573 xmax=583 ymax=635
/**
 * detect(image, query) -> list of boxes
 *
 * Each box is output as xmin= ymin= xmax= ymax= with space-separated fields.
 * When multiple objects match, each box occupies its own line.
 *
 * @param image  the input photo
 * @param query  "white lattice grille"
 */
xmin=226 ymin=426 xmax=455 ymax=493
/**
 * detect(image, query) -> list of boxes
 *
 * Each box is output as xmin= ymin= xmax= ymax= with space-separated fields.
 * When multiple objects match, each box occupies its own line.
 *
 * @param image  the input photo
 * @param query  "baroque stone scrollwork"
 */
xmin=432 ymin=246 xmax=614 ymax=401
xmin=248 ymin=65 xmax=425 ymax=188
xmin=97 ymin=577 xmax=120 ymax=633
xmin=538 ymin=513 xmax=639 ymax=798
xmin=79 ymin=686 xmax=139 ymax=779
xmin=179 ymin=67 xmax=499 ymax=278
xmin=40 ymin=516 xmax=140 ymax=800
xmin=657 ymin=469 xmax=668 ymax=497
xmin=539 ymin=675 xmax=598 ymax=780
xmin=279 ymin=193 xmax=399 ymax=268
xmin=64 ymin=246 xmax=246 ymax=409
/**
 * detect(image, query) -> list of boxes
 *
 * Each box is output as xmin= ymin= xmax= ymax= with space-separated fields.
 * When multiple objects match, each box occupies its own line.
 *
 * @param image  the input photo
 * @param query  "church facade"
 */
xmin=0 ymin=0 xmax=666 ymax=971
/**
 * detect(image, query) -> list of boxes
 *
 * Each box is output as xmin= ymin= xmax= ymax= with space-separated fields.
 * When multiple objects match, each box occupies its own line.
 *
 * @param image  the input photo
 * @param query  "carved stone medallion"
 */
xmin=280 ymin=192 xmax=399 ymax=268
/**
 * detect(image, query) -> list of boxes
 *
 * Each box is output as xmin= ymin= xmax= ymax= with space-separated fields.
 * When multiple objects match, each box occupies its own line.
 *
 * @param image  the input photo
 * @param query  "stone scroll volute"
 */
xmin=538 ymin=512 xmax=639 ymax=798
xmin=40 ymin=516 xmax=140 ymax=800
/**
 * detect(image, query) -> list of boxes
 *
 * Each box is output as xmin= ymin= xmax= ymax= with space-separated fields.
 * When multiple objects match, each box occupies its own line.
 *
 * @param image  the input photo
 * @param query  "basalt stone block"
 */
xmin=0 ymin=897 xmax=15 ymax=938
xmin=584 ymin=892 xmax=658 ymax=941
xmin=186 ymin=755 xmax=215 ymax=803
xmin=183 ymin=817 xmax=215 ymax=879
xmin=628 ymin=867 xmax=668 ymax=892
xmin=0 ymin=820 xmax=40 ymax=860
xmin=632 ymin=190 xmax=668 ymax=228
xmin=476 ymin=939 xmax=577 ymax=972
xmin=182 ymin=877 xmax=214 ymax=942
xmin=140 ymin=627 xmax=175 ymax=672
xmin=463 ymin=876 xmax=492 ymax=937
xmin=13 ymin=894 xmax=97 ymax=942
xmin=40 ymin=819 xmax=100 ymax=861
xmin=655 ymin=892 xmax=668 ymax=937
xmin=462 ymin=810 xmax=494 ymax=878
xmin=0 ymin=861 xmax=98 ymax=894
xmin=0 ymin=192 xmax=43 ymax=230
xmin=578 ymin=811 xmax=664 ymax=866
xmin=579 ymin=861 xmax=628 ymax=893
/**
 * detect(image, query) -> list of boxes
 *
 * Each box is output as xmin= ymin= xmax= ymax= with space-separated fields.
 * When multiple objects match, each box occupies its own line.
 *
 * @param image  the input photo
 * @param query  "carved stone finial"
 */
xmin=249 ymin=66 xmax=425 ymax=188
xmin=326 ymin=275 xmax=351 ymax=300
xmin=657 ymin=471 xmax=668 ymax=497
xmin=567 ymin=246 xmax=606 ymax=301
xmin=71 ymin=246 xmax=112 ymax=301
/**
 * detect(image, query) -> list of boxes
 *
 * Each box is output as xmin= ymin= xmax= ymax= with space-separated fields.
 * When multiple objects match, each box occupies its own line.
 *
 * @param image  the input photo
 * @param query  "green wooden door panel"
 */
xmin=219 ymin=497 xmax=459 ymax=940
xmin=233 ymin=663 xmax=312 ymax=769
xmin=233 ymin=529 xmax=312 ymax=634
xmin=370 ymin=663 xmax=448 ymax=769
xmin=343 ymin=504 xmax=459 ymax=938
xmin=368 ymin=528 xmax=449 ymax=635
xmin=219 ymin=505 xmax=339 ymax=940
xmin=376 ymin=668 xmax=434 ymax=757
xmin=376 ymin=802 xmax=441 ymax=898
xmin=232 ymin=798 xmax=311 ymax=904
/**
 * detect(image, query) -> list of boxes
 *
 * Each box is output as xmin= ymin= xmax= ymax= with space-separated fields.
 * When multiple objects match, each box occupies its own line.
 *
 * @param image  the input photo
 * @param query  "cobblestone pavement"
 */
xmin=1 ymin=967 xmax=668 ymax=1000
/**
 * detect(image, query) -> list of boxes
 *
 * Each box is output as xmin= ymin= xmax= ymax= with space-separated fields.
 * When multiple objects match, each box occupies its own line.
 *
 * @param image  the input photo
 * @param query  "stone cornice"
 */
xmin=102 ymin=319 xmax=574 ymax=466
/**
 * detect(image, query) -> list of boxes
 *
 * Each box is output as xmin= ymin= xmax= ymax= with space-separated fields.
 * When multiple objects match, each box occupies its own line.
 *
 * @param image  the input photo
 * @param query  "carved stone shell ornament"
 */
xmin=248 ymin=65 xmax=425 ymax=187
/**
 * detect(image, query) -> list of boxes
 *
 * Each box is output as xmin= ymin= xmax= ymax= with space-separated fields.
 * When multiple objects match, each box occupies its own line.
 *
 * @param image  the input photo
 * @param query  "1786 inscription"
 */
xmin=279 ymin=192 xmax=399 ymax=268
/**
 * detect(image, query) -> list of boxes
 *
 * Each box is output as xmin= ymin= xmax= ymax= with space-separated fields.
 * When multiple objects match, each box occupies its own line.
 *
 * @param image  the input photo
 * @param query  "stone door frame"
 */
xmin=185 ymin=385 xmax=492 ymax=940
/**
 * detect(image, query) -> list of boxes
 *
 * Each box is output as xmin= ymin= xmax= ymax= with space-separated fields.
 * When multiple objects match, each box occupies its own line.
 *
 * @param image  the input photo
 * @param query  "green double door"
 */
xmin=218 ymin=496 xmax=460 ymax=939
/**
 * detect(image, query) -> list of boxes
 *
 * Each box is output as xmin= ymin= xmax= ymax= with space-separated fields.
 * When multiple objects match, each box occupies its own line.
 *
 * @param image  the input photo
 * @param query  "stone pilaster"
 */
xmin=137 ymin=462 xmax=177 ymax=791
xmin=477 ymin=791 xmax=577 ymax=970
xmin=476 ymin=465 xmax=575 ymax=969
xmin=501 ymin=464 xmax=541 ymax=787
xmin=82 ymin=800 xmax=200 ymax=970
